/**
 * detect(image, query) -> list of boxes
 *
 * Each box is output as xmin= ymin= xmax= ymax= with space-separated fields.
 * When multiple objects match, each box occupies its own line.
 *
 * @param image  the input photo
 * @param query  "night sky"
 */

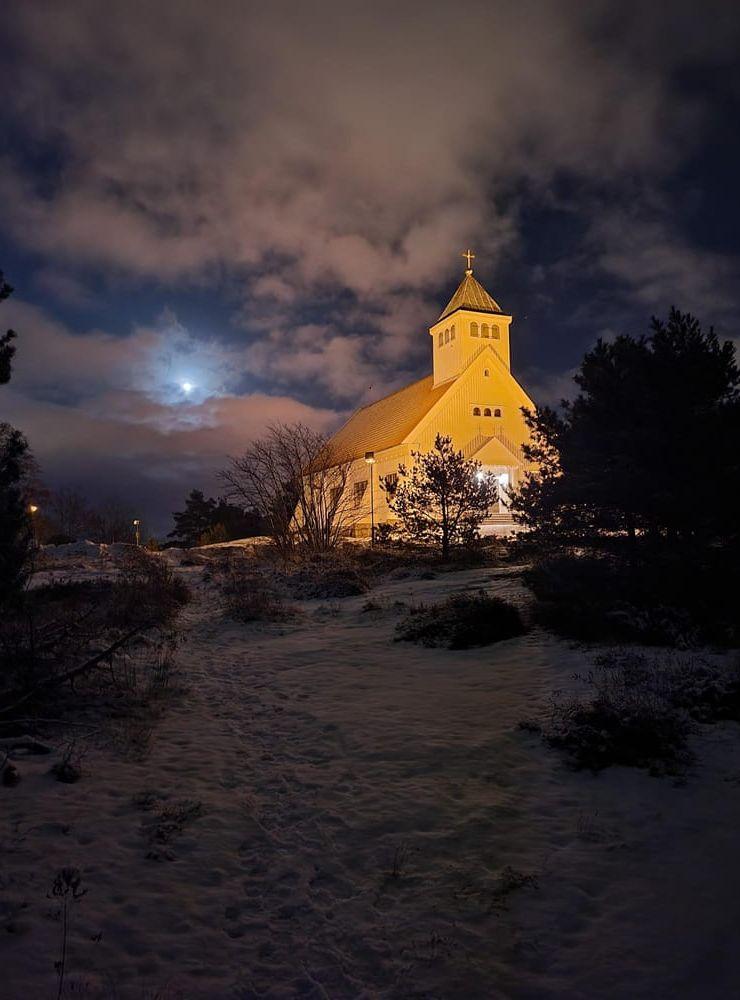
xmin=2 ymin=1 xmax=740 ymax=534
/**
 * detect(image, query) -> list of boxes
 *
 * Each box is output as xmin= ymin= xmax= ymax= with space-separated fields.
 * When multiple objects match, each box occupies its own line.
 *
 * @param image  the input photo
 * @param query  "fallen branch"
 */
xmin=0 ymin=622 xmax=158 ymax=718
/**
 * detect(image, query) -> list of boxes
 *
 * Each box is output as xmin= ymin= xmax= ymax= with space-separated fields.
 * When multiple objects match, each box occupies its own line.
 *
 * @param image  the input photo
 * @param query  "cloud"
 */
xmin=1 ymin=298 xmax=342 ymax=530
xmin=4 ymin=0 xmax=737 ymax=307
xmin=3 ymin=0 xmax=740 ymax=529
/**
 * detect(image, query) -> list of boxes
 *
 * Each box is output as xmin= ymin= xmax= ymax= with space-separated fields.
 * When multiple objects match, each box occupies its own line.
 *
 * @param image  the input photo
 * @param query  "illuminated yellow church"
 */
xmin=329 ymin=252 xmax=535 ymax=535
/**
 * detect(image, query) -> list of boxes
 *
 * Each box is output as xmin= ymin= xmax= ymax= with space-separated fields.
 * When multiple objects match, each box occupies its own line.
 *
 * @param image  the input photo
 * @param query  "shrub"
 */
xmin=215 ymin=558 xmax=291 ymax=622
xmin=533 ymin=651 xmax=740 ymax=773
xmin=396 ymin=590 xmax=526 ymax=649
xmin=198 ymin=522 xmax=229 ymax=546
xmin=284 ymin=563 xmax=369 ymax=599
xmin=111 ymin=548 xmax=190 ymax=626
xmin=524 ymin=552 xmax=738 ymax=646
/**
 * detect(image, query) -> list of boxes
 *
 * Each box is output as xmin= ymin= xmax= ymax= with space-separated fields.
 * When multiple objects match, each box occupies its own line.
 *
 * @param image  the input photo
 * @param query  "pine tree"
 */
xmin=385 ymin=434 xmax=498 ymax=558
xmin=168 ymin=490 xmax=217 ymax=547
xmin=510 ymin=308 xmax=740 ymax=550
xmin=0 ymin=271 xmax=32 ymax=605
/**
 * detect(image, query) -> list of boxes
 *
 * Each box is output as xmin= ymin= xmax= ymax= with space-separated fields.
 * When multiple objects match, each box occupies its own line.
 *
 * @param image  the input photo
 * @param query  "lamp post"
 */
xmin=133 ymin=519 xmax=141 ymax=547
xmin=364 ymin=451 xmax=376 ymax=545
xmin=28 ymin=504 xmax=39 ymax=548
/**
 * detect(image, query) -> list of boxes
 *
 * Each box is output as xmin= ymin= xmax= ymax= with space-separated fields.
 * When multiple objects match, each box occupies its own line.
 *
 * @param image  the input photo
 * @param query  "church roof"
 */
xmin=328 ymin=374 xmax=450 ymax=461
xmin=439 ymin=271 xmax=503 ymax=321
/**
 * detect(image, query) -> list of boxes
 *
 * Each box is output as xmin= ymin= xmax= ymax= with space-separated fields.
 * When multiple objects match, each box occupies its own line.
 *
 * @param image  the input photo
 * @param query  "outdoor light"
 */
xmin=28 ymin=504 xmax=39 ymax=548
xmin=133 ymin=518 xmax=141 ymax=546
xmin=364 ymin=452 xmax=376 ymax=544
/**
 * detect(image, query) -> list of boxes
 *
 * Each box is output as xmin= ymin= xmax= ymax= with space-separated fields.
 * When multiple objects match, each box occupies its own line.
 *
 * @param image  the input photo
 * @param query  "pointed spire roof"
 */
xmin=439 ymin=264 xmax=503 ymax=321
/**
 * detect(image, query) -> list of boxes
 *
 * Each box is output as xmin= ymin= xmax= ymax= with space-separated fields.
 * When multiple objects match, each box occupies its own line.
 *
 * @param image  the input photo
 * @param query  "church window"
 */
xmin=444 ymin=329 xmax=450 ymax=343
xmin=450 ymin=325 xmax=456 ymax=340
xmin=353 ymin=481 xmax=368 ymax=508
xmin=484 ymin=407 xmax=492 ymax=416
xmin=494 ymin=407 xmax=502 ymax=417
xmin=383 ymin=472 xmax=398 ymax=495
xmin=472 ymin=406 xmax=481 ymax=416
xmin=471 ymin=322 xmax=479 ymax=337
xmin=491 ymin=325 xmax=500 ymax=339
xmin=483 ymin=369 xmax=490 ymax=377
xmin=481 ymin=324 xmax=490 ymax=338
xmin=438 ymin=331 xmax=444 ymax=346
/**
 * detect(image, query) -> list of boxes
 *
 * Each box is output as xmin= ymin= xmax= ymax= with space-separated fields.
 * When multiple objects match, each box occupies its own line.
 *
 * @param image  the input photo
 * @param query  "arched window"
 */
xmin=491 ymin=325 xmax=500 ymax=339
xmin=444 ymin=329 xmax=450 ymax=343
xmin=481 ymin=324 xmax=490 ymax=338
xmin=494 ymin=407 xmax=502 ymax=417
xmin=450 ymin=325 xmax=456 ymax=340
xmin=484 ymin=407 xmax=492 ymax=417
xmin=483 ymin=369 xmax=490 ymax=377
xmin=438 ymin=331 xmax=444 ymax=346
xmin=472 ymin=406 xmax=481 ymax=416
xmin=471 ymin=322 xmax=479 ymax=337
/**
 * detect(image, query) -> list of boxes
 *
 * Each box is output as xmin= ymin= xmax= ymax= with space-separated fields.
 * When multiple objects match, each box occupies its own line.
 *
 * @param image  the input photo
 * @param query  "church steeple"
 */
xmin=429 ymin=253 xmax=513 ymax=386
xmin=439 ymin=249 xmax=503 ymax=320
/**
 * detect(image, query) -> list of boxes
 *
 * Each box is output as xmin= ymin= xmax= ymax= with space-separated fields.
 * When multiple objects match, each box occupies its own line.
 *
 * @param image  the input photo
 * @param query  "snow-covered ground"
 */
xmin=3 ymin=563 xmax=740 ymax=998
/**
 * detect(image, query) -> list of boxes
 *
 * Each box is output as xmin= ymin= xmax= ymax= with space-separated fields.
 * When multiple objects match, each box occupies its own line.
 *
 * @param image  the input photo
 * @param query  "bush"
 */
xmin=284 ymin=563 xmax=369 ymax=599
xmin=396 ymin=590 xmax=526 ymax=649
xmin=524 ymin=552 xmax=739 ymax=646
xmin=111 ymin=548 xmax=190 ymax=626
xmin=534 ymin=651 xmax=740 ymax=773
xmin=45 ymin=533 xmax=75 ymax=546
xmin=215 ymin=559 xmax=291 ymax=622
xmin=198 ymin=522 xmax=229 ymax=546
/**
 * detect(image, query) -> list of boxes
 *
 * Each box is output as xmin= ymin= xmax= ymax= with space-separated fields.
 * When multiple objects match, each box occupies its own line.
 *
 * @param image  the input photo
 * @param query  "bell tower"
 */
xmin=429 ymin=251 xmax=513 ymax=387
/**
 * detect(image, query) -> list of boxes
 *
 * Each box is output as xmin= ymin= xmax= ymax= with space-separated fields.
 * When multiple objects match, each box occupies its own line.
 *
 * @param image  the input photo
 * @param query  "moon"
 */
xmin=181 ymin=381 xmax=194 ymax=394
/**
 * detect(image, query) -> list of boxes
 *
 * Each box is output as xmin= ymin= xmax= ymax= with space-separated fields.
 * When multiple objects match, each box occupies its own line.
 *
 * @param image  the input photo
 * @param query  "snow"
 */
xmin=3 ymin=563 xmax=740 ymax=997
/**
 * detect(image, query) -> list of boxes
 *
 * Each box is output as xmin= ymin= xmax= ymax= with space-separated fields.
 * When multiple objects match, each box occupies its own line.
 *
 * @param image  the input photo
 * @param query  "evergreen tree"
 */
xmin=510 ymin=308 xmax=740 ymax=550
xmin=168 ymin=490 xmax=217 ymax=547
xmin=0 ymin=272 xmax=16 ymax=386
xmin=0 ymin=272 xmax=32 ymax=605
xmin=385 ymin=434 xmax=498 ymax=558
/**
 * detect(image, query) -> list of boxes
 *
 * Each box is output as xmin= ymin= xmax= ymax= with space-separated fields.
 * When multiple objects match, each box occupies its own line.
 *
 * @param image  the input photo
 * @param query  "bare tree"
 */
xmin=221 ymin=423 xmax=358 ymax=556
xmin=86 ymin=500 xmax=136 ymax=544
xmin=50 ymin=488 xmax=90 ymax=539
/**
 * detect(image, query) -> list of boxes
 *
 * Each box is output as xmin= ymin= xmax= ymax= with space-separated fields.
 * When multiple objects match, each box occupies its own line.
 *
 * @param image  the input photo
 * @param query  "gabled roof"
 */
xmin=328 ymin=374 xmax=451 ymax=461
xmin=439 ymin=271 xmax=503 ymax=321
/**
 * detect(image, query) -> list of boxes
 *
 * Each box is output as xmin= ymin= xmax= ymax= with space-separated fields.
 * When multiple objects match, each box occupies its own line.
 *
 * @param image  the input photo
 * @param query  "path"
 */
xmin=2 ymin=566 xmax=740 ymax=998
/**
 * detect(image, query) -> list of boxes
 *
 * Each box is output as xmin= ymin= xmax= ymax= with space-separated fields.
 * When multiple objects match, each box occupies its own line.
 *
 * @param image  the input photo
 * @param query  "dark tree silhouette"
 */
xmin=0 ymin=272 xmax=32 ymax=605
xmin=168 ymin=490 xmax=218 ymax=547
xmin=510 ymin=309 xmax=740 ymax=550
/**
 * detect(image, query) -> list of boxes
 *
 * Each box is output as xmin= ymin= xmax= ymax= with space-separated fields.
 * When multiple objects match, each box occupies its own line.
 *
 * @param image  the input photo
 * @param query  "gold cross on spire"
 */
xmin=462 ymin=248 xmax=475 ymax=273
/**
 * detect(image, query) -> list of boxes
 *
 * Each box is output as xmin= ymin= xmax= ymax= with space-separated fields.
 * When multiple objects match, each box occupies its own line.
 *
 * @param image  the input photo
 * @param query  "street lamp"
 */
xmin=133 ymin=519 xmax=141 ymax=547
xmin=28 ymin=504 xmax=39 ymax=548
xmin=364 ymin=451 xmax=376 ymax=545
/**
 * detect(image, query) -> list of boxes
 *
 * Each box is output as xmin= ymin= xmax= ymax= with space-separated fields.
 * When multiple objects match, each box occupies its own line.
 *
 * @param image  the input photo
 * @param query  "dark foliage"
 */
xmin=396 ymin=590 xmax=526 ymax=649
xmin=168 ymin=489 xmax=263 ymax=547
xmin=0 ymin=272 xmax=32 ymax=607
xmin=534 ymin=651 xmax=740 ymax=774
xmin=510 ymin=309 xmax=740 ymax=550
xmin=0 ymin=550 xmax=189 ymax=713
xmin=525 ymin=551 xmax=740 ymax=646
xmin=0 ymin=272 xmax=16 ymax=386
xmin=511 ymin=310 xmax=740 ymax=645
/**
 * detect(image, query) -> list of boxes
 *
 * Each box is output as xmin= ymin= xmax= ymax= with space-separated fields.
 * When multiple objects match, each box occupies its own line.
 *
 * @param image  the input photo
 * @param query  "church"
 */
xmin=327 ymin=252 xmax=536 ymax=535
